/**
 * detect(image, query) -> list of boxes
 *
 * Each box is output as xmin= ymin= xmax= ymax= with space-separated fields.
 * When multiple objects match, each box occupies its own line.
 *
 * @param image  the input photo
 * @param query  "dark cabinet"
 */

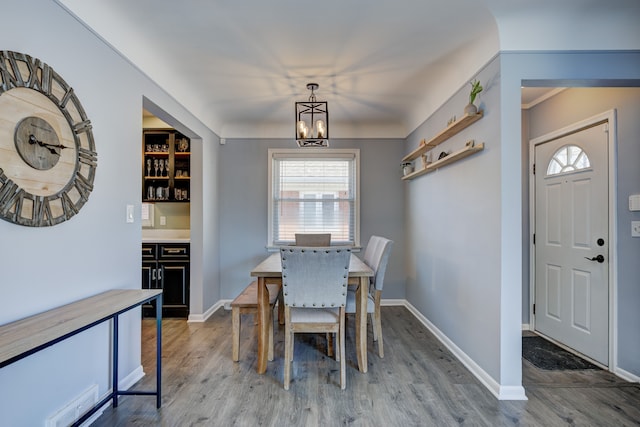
xmin=142 ymin=243 xmax=190 ymax=318
xmin=143 ymin=129 xmax=190 ymax=202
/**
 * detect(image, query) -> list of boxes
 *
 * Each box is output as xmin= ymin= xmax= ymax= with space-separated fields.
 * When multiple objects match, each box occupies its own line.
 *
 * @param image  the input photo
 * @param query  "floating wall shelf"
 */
xmin=402 ymin=111 xmax=484 ymax=180
xmin=401 ymin=143 xmax=484 ymax=180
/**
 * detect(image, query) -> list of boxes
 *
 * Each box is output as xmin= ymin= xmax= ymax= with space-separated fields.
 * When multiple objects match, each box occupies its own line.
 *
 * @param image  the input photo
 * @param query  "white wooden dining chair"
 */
xmin=280 ymin=246 xmax=351 ymax=390
xmin=346 ymin=236 xmax=393 ymax=358
xmin=294 ymin=233 xmax=331 ymax=246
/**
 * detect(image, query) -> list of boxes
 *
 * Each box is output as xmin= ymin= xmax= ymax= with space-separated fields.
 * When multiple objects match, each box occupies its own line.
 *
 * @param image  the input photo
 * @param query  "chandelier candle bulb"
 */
xmin=297 ymin=121 xmax=308 ymax=139
xmin=316 ymin=120 xmax=325 ymax=138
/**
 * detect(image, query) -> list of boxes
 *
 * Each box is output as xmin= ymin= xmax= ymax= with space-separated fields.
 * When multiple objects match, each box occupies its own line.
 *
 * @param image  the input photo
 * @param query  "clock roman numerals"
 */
xmin=25 ymin=57 xmax=51 ymax=95
xmin=78 ymin=147 xmax=98 ymax=167
xmin=32 ymin=196 xmax=47 ymax=226
xmin=59 ymin=85 xmax=74 ymax=109
xmin=73 ymin=173 xmax=93 ymax=203
xmin=74 ymin=120 xmax=93 ymax=135
xmin=0 ymin=183 xmax=26 ymax=224
xmin=0 ymin=50 xmax=20 ymax=94
xmin=0 ymin=51 xmax=52 ymax=95
xmin=59 ymin=191 xmax=78 ymax=219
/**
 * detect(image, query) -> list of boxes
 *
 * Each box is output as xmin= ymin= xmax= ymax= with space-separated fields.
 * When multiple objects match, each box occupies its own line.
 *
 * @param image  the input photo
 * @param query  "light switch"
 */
xmin=632 ymin=221 xmax=640 ymax=237
xmin=160 ymin=216 xmax=166 ymax=226
xmin=126 ymin=205 xmax=134 ymax=223
xmin=630 ymin=195 xmax=640 ymax=211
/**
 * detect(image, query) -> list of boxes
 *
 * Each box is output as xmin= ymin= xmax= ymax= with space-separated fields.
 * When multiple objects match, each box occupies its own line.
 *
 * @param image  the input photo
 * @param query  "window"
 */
xmin=268 ymin=149 xmax=359 ymax=247
xmin=546 ymin=144 xmax=591 ymax=176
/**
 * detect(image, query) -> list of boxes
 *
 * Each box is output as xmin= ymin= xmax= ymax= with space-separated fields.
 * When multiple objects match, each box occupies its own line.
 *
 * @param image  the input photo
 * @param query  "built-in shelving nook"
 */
xmin=402 ymin=111 xmax=484 ymax=180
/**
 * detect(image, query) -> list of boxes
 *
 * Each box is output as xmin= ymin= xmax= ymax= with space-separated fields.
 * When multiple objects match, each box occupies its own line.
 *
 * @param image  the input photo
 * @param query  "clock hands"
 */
xmin=28 ymin=134 xmax=68 ymax=155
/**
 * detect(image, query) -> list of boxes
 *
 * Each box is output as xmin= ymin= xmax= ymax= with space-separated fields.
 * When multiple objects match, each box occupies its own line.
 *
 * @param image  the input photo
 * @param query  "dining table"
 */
xmin=250 ymin=252 xmax=374 ymax=374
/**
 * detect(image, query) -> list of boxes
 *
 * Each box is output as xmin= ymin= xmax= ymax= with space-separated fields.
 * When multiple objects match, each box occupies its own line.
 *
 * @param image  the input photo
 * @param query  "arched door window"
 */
xmin=546 ymin=144 xmax=591 ymax=176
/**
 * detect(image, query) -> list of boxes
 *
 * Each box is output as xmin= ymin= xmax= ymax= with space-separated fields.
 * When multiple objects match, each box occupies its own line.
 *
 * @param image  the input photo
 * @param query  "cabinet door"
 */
xmin=142 ymin=260 xmax=158 ymax=317
xmin=159 ymin=261 xmax=190 ymax=317
xmin=142 ymin=261 xmax=157 ymax=289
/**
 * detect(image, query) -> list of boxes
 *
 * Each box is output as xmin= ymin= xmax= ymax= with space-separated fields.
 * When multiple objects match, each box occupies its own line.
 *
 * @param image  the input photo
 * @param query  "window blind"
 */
xmin=271 ymin=154 xmax=356 ymax=245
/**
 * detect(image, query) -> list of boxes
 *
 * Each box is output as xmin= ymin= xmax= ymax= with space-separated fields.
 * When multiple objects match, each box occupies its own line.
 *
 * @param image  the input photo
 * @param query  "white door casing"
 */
xmin=532 ymin=115 xmax=613 ymax=366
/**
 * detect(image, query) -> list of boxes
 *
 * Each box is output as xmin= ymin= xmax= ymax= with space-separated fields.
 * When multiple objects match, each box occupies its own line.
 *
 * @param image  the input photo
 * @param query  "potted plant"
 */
xmin=464 ymin=79 xmax=483 ymax=115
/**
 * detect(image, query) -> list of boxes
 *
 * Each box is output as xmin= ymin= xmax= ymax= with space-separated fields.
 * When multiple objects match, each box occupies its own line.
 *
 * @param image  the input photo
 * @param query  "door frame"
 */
xmin=528 ymin=109 xmax=617 ymax=369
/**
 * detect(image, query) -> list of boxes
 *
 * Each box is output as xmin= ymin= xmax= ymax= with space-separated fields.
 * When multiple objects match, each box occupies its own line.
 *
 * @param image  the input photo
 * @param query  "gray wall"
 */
xmin=218 ymin=138 xmax=406 ymax=301
xmin=404 ymin=57 xmax=506 ymax=383
xmin=526 ymin=87 xmax=640 ymax=377
xmin=0 ymin=0 xmax=220 ymax=424
xmin=404 ymin=51 xmax=640 ymax=397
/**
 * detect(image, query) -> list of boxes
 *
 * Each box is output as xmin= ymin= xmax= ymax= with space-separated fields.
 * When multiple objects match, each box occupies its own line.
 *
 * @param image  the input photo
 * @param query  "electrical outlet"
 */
xmin=632 ymin=221 xmax=640 ymax=237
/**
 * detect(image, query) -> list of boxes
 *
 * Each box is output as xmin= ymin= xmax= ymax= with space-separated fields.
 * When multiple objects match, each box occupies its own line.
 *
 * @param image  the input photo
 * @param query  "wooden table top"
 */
xmin=0 ymin=289 xmax=162 ymax=367
xmin=251 ymin=252 xmax=373 ymax=277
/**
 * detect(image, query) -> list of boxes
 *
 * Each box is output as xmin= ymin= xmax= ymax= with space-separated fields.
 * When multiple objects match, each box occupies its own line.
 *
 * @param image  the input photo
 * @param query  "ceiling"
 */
xmin=57 ymin=0 xmax=637 ymax=139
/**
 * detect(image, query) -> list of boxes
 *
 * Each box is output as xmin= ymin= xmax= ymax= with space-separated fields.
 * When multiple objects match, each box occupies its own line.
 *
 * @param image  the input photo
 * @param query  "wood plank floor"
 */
xmin=92 ymin=306 xmax=640 ymax=426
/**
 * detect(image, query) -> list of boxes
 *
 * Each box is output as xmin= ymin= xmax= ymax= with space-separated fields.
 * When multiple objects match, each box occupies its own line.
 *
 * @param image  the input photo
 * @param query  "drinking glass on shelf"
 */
xmin=153 ymin=159 xmax=159 ymax=177
xmin=146 ymin=158 xmax=151 ymax=177
xmin=147 ymin=186 xmax=154 ymax=200
xmin=159 ymin=160 xmax=164 ymax=177
xmin=165 ymin=159 xmax=169 ymax=176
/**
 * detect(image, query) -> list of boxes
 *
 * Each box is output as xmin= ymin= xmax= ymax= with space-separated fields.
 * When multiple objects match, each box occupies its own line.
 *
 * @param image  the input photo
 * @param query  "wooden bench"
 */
xmin=232 ymin=281 xmax=280 ymax=362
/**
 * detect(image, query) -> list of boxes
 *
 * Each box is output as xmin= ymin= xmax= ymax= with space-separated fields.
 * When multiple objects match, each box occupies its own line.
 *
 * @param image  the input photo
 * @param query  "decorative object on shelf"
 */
xmin=0 ymin=51 xmax=98 ymax=226
xmin=438 ymin=151 xmax=449 ymax=160
xmin=295 ymin=83 xmax=329 ymax=147
xmin=402 ymin=162 xmax=414 ymax=176
xmin=177 ymin=138 xmax=189 ymax=152
xmin=464 ymin=79 xmax=483 ymax=115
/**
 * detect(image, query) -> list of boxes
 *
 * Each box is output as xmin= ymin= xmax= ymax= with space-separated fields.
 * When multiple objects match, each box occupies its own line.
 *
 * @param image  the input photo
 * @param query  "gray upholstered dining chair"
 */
xmin=294 ymin=233 xmax=331 ymax=246
xmin=280 ymin=246 xmax=351 ymax=390
xmin=346 ymin=236 xmax=393 ymax=358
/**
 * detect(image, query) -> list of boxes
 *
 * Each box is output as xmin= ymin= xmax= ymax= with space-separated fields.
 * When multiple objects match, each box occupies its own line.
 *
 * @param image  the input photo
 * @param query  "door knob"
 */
xmin=585 ymin=254 xmax=605 ymax=263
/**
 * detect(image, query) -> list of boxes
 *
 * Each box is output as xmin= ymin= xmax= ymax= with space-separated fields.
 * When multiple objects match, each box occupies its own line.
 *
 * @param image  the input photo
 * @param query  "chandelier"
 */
xmin=295 ymin=83 xmax=329 ymax=147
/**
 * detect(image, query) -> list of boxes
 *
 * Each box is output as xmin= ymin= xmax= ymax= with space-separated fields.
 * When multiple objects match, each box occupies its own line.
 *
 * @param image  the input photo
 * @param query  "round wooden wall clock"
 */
xmin=0 ymin=51 xmax=97 ymax=226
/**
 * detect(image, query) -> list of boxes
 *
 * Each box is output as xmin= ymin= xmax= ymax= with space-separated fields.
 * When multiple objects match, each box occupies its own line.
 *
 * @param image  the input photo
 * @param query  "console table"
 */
xmin=0 ymin=289 xmax=163 ymax=426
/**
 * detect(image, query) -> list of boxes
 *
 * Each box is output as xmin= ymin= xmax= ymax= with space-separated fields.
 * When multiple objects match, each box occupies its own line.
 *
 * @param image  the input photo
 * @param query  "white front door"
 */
xmin=534 ymin=121 xmax=609 ymax=365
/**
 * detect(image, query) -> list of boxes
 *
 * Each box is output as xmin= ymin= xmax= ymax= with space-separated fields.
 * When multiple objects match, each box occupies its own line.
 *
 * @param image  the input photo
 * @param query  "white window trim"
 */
xmin=267 ymin=148 xmax=360 ymax=250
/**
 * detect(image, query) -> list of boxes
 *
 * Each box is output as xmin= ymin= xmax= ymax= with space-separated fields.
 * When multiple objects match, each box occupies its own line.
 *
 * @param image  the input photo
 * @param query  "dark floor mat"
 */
xmin=522 ymin=336 xmax=600 ymax=370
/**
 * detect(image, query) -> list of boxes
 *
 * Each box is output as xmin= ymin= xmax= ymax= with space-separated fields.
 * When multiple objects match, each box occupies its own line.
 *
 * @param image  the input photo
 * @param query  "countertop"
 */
xmin=142 ymin=229 xmax=190 ymax=243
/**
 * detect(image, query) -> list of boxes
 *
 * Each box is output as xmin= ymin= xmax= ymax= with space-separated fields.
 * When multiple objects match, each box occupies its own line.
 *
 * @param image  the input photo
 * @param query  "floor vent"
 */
xmin=46 ymin=384 xmax=100 ymax=427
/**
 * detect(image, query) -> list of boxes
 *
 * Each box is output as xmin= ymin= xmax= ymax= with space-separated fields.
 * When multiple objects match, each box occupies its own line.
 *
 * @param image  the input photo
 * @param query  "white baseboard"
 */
xmin=401 ymin=300 xmax=527 ymax=401
xmin=521 ymin=323 xmax=531 ymax=331
xmin=614 ymin=366 xmax=640 ymax=383
xmin=119 ymin=365 xmax=145 ymax=390
xmin=188 ymin=300 xmax=225 ymax=322
xmin=380 ymin=298 xmax=406 ymax=306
